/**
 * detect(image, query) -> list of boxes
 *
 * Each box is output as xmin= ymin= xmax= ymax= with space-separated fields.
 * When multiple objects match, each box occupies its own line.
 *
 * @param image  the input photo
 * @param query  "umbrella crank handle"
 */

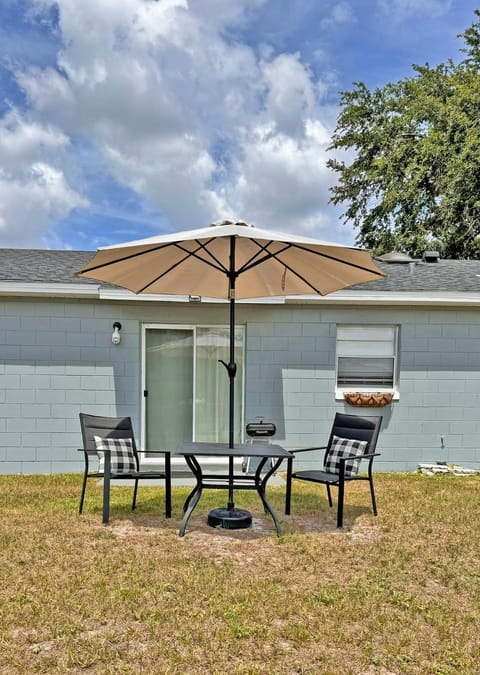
xmin=218 ymin=359 xmax=237 ymax=378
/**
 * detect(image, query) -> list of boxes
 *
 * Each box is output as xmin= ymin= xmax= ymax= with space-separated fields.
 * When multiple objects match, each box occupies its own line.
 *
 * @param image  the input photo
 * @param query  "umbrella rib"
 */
xmin=79 ymin=239 xmax=228 ymax=277
xmin=78 ymin=243 xmax=177 ymax=274
xmin=135 ymin=240 xmax=228 ymax=293
xmin=291 ymin=242 xmax=385 ymax=276
xmin=268 ymin=257 xmax=324 ymax=294
xmin=236 ymin=240 xmax=292 ymax=274
xmin=189 ymin=239 xmax=229 ymax=274
xmin=241 ymin=241 xmax=385 ymax=278
xmin=235 ymin=240 xmax=324 ymax=293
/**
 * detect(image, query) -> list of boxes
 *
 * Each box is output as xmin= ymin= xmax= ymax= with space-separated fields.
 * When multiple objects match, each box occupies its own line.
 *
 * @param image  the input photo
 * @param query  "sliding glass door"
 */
xmin=143 ymin=325 xmax=244 ymax=454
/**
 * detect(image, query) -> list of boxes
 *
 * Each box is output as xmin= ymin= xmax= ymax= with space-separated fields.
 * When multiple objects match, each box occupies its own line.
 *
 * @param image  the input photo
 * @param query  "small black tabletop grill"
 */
xmin=244 ymin=419 xmax=276 ymax=473
xmin=246 ymin=420 xmax=276 ymax=439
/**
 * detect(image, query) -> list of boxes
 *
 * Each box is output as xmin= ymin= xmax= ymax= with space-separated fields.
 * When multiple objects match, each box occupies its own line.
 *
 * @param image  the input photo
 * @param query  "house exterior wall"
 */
xmin=246 ymin=304 xmax=480 ymax=472
xmin=1 ymin=296 xmax=479 ymax=474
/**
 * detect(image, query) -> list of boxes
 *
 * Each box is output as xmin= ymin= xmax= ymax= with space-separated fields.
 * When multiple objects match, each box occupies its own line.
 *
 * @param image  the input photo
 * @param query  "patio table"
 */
xmin=176 ymin=442 xmax=292 ymax=537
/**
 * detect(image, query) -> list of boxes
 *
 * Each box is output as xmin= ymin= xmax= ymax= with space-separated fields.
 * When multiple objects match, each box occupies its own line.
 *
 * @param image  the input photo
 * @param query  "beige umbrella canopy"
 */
xmin=78 ymin=220 xmax=385 ymax=449
xmin=78 ymin=220 xmax=384 ymax=300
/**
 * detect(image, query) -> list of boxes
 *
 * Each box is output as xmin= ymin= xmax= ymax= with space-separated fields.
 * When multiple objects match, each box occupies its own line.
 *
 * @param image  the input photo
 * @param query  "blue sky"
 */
xmin=0 ymin=0 xmax=478 ymax=250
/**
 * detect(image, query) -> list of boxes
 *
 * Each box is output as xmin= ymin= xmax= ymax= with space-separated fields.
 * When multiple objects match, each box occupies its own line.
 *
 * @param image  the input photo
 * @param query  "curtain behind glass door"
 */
xmin=195 ymin=326 xmax=243 ymax=444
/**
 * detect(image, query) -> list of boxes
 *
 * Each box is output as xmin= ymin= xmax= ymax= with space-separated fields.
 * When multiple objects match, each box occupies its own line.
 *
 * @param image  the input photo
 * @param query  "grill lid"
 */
xmin=246 ymin=419 xmax=276 ymax=437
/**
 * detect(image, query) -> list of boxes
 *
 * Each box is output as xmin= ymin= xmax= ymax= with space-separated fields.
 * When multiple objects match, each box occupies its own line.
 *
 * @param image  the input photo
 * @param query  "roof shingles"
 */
xmin=1 ymin=249 xmax=480 ymax=294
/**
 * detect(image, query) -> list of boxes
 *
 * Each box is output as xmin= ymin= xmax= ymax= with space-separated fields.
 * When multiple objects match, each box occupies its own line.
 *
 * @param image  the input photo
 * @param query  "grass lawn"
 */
xmin=0 ymin=473 xmax=479 ymax=674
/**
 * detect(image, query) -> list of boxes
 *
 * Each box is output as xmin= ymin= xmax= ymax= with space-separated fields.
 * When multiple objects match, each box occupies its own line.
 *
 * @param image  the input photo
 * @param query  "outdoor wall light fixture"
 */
xmin=112 ymin=322 xmax=122 ymax=345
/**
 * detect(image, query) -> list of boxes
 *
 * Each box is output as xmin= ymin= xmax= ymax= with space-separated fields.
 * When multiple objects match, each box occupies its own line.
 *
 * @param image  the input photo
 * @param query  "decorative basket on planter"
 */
xmin=344 ymin=392 xmax=393 ymax=407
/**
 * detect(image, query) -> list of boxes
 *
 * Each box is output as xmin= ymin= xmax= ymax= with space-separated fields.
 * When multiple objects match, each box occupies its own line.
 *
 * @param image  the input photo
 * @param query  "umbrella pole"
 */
xmin=208 ymin=235 xmax=252 ymax=530
xmin=227 ymin=243 xmax=236 ymax=509
xmin=217 ymin=235 xmax=237 ymax=451
xmin=228 ymin=267 xmax=236 ymax=450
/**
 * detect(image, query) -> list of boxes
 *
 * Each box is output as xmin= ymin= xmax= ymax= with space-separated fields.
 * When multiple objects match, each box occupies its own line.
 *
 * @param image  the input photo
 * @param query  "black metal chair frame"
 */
xmin=285 ymin=412 xmax=382 ymax=528
xmin=78 ymin=413 xmax=171 ymax=524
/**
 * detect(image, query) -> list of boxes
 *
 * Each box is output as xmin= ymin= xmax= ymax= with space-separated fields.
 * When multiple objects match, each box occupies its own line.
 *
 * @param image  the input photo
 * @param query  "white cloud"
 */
xmin=227 ymin=118 xmax=334 ymax=235
xmin=5 ymin=0 xmax=345 ymax=245
xmin=320 ymin=2 xmax=354 ymax=29
xmin=261 ymin=54 xmax=316 ymax=136
xmin=0 ymin=161 xmax=88 ymax=247
xmin=0 ymin=111 xmax=87 ymax=246
xmin=377 ymin=0 xmax=452 ymax=21
xmin=0 ymin=111 xmax=69 ymax=171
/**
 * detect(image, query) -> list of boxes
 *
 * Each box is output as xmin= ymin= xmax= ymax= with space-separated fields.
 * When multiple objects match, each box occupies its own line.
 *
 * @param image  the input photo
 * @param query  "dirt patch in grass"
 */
xmin=107 ymin=512 xmax=384 ymax=566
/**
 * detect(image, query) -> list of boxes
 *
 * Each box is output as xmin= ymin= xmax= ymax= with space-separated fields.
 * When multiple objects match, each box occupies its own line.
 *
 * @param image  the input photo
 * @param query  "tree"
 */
xmin=328 ymin=11 xmax=480 ymax=259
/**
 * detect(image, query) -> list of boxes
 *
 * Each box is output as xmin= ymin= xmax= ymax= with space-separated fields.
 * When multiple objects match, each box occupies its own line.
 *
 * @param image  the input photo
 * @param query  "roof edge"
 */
xmin=2 ymin=281 xmax=480 ymax=307
xmin=0 ymin=281 xmax=100 ymax=298
xmin=286 ymin=290 xmax=480 ymax=306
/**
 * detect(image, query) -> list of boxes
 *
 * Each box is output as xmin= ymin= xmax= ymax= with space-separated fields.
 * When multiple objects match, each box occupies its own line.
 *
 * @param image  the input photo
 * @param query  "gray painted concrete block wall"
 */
xmin=245 ymin=304 xmax=480 ymax=471
xmin=1 ymin=297 xmax=479 ymax=474
xmin=0 ymin=298 xmax=142 ymax=474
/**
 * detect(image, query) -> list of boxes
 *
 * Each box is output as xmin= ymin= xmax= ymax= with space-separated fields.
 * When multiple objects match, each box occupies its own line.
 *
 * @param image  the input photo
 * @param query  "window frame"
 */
xmin=335 ymin=324 xmax=399 ymax=399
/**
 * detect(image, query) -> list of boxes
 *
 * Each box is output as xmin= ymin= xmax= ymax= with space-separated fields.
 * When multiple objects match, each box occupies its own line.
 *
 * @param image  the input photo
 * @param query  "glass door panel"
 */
xmin=145 ymin=328 xmax=193 ymax=452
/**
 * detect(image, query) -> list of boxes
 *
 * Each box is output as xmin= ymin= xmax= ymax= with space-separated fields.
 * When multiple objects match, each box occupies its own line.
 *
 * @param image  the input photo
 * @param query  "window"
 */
xmin=336 ymin=325 xmax=398 ymax=392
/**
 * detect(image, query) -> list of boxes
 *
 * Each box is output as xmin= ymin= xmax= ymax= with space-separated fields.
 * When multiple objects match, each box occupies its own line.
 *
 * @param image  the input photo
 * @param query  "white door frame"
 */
xmin=140 ymin=322 xmax=245 ymax=465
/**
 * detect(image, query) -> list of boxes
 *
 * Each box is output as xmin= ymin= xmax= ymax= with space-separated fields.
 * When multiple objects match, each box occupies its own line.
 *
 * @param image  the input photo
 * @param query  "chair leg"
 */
xmin=132 ymin=478 xmax=139 ymax=510
xmin=165 ymin=453 xmax=172 ymax=518
xmin=285 ymin=457 xmax=293 ymax=515
xmin=326 ymin=484 xmax=333 ymax=508
xmin=102 ymin=451 xmax=111 ymax=525
xmin=369 ymin=476 xmax=378 ymax=516
xmin=337 ymin=480 xmax=344 ymax=528
xmin=79 ymin=472 xmax=88 ymax=514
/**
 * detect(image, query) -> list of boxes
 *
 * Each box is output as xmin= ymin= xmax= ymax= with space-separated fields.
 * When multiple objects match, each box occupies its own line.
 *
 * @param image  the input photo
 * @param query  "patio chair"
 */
xmin=78 ymin=413 xmax=171 ymax=523
xmin=285 ymin=412 xmax=382 ymax=528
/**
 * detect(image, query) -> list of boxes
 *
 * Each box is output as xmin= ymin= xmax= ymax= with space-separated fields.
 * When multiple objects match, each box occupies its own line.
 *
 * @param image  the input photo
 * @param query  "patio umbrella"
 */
xmin=77 ymin=220 xmax=385 ymax=525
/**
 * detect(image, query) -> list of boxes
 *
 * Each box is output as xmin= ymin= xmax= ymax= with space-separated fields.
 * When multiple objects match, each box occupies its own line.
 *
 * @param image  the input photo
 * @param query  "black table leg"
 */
xmin=178 ymin=455 xmax=203 ymax=537
xmin=183 ymin=485 xmax=197 ymax=514
xmin=255 ymin=457 xmax=284 ymax=536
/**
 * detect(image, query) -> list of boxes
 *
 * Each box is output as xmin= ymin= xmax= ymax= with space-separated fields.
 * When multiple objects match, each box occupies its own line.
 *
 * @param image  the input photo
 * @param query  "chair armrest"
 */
xmin=337 ymin=451 xmax=380 ymax=464
xmin=288 ymin=445 xmax=327 ymax=455
xmin=137 ymin=449 xmax=171 ymax=456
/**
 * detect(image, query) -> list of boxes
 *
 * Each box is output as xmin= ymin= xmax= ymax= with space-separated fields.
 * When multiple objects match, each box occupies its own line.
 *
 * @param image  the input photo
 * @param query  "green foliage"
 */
xmin=328 ymin=10 xmax=480 ymax=258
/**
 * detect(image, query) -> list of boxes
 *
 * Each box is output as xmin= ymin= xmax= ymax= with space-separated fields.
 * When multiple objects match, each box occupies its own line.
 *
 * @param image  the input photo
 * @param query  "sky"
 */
xmin=0 ymin=0 xmax=478 ymax=251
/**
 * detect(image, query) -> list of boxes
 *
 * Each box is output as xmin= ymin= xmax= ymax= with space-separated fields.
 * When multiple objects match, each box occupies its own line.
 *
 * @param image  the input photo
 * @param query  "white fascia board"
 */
xmin=99 ymin=288 xmax=190 ymax=302
xmin=102 ymin=289 xmax=480 ymax=306
xmin=285 ymin=290 xmax=480 ymax=306
xmin=99 ymin=289 xmax=287 ymax=304
xmin=3 ymin=282 xmax=480 ymax=307
xmin=0 ymin=281 xmax=100 ymax=298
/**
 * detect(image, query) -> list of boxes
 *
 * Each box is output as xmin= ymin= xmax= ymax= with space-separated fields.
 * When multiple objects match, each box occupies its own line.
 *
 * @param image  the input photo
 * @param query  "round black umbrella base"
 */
xmin=207 ymin=507 xmax=252 ymax=530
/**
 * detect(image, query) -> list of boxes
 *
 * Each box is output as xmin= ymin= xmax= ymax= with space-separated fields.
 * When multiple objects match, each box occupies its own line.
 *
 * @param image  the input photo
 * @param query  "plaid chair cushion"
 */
xmin=324 ymin=435 xmax=368 ymax=477
xmin=94 ymin=436 xmax=136 ymax=474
